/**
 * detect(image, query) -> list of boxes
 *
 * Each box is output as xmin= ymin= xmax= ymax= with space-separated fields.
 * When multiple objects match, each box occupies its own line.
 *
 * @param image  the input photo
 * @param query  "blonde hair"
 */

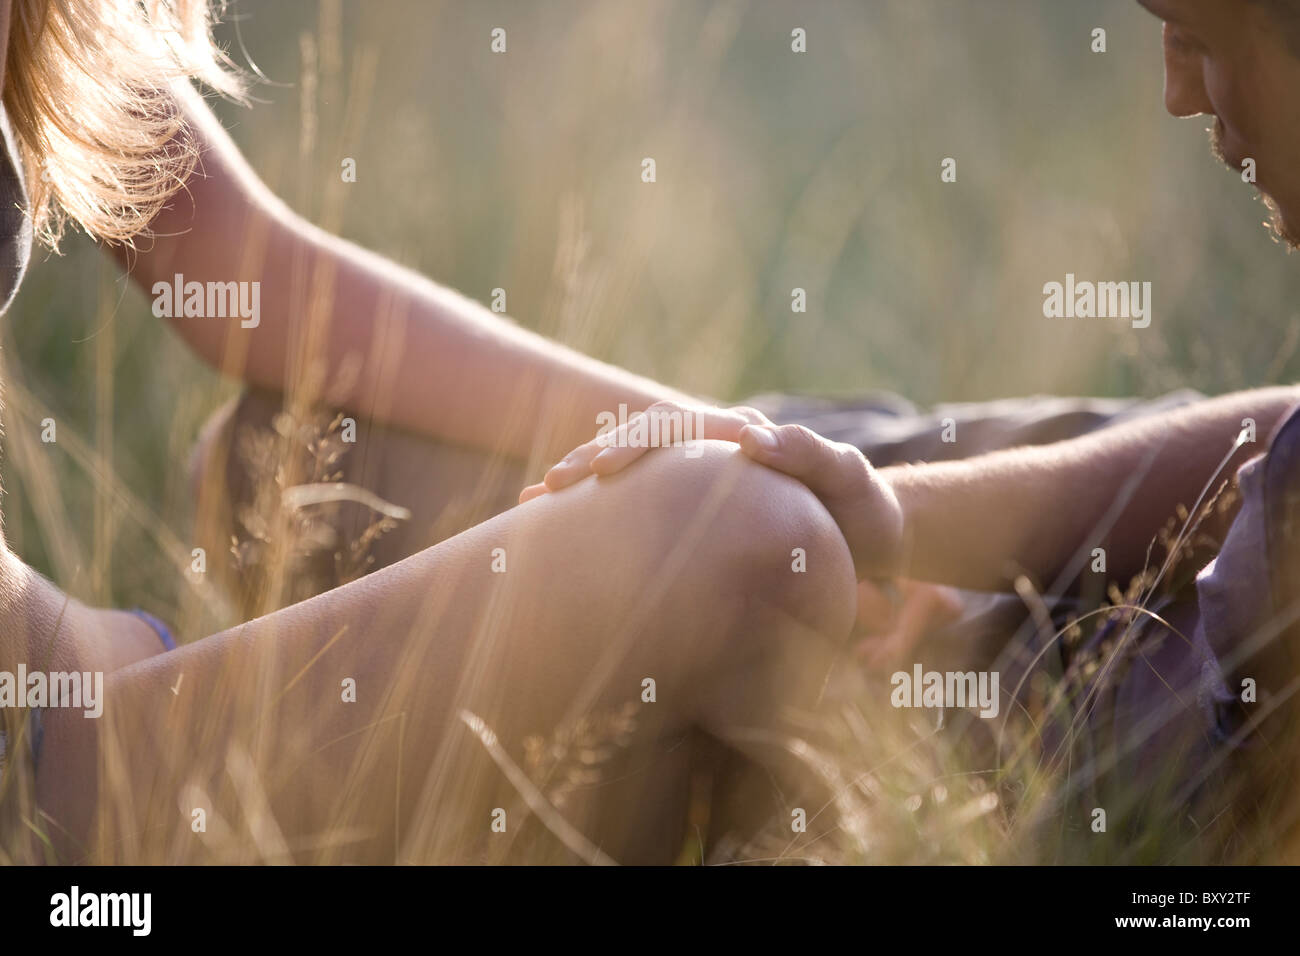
xmin=3 ymin=0 xmax=246 ymax=248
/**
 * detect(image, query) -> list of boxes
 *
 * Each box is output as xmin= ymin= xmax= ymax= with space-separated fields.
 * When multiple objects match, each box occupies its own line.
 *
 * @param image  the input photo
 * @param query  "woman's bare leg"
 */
xmin=37 ymin=440 xmax=856 ymax=864
xmin=188 ymin=387 xmax=529 ymax=618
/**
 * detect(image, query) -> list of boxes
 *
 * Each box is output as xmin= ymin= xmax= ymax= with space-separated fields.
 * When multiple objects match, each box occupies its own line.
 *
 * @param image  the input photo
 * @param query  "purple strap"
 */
xmin=129 ymin=608 xmax=177 ymax=651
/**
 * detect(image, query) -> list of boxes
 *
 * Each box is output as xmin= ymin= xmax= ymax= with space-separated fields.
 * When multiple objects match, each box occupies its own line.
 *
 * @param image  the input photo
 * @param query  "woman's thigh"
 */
xmin=41 ymin=440 xmax=857 ymax=863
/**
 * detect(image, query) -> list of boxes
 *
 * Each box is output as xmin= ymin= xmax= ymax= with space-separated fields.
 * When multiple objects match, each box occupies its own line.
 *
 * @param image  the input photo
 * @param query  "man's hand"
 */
xmin=853 ymin=579 xmax=964 ymax=667
xmin=520 ymin=400 xmax=947 ymax=658
xmin=518 ymin=401 xmax=773 ymax=503
xmin=520 ymin=405 xmax=905 ymax=580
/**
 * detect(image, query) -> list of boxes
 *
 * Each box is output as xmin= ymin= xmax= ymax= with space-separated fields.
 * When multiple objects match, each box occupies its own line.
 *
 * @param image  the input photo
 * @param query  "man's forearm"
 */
xmin=884 ymin=386 xmax=1300 ymax=592
xmin=115 ymin=84 xmax=695 ymax=463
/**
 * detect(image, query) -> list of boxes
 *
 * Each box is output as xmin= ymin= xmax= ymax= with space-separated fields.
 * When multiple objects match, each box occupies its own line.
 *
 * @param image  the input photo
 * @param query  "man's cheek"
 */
xmin=1203 ymin=63 xmax=1261 ymax=158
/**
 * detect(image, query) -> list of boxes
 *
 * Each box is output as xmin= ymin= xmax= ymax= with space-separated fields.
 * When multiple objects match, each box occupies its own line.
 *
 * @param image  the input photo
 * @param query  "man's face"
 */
xmin=1139 ymin=0 xmax=1300 ymax=246
xmin=0 ymin=0 xmax=10 ymax=92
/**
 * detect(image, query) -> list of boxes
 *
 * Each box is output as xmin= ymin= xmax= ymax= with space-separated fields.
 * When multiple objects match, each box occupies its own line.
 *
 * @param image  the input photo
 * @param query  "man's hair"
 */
xmin=3 ymin=0 xmax=246 ymax=249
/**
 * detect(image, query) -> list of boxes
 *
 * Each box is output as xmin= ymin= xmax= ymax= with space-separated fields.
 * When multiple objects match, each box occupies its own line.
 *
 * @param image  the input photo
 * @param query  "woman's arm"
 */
xmin=108 ymin=82 xmax=696 ymax=465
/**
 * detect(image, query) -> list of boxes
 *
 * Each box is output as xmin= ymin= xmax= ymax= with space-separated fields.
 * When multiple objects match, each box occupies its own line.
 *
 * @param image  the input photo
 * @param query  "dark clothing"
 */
xmin=760 ymin=390 xmax=1300 ymax=850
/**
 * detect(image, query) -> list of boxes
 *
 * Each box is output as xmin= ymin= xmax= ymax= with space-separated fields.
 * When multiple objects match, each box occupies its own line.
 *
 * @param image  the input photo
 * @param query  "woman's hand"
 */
xmin=518 ymin=401 xmax=773 ymax=503
xmin=736 ymin=422 xmax=905 ymax=581
xmin=521 ymin=405 xmax=906 ymax=579
xmin=519 ymin=400 xmax=949 ymax=660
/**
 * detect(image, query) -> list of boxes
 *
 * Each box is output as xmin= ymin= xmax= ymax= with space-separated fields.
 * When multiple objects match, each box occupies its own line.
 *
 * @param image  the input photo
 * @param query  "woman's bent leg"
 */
xmin=189 ymin=387 xmax=528 ymax=618
xmin=38 ymin=440 xmax=856 ymax=864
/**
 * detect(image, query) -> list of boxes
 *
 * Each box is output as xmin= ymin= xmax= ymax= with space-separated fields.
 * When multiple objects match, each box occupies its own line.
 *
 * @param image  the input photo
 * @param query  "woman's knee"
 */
xmin=605 ymin=440 xmax=859 ymax=788
xmin=587 ymin=439 xmax=858 ymax=644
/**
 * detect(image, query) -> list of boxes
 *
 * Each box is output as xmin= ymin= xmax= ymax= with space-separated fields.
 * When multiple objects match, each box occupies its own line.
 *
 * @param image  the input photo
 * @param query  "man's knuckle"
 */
xmin=787 ymin=424 xmax=822 ymax=452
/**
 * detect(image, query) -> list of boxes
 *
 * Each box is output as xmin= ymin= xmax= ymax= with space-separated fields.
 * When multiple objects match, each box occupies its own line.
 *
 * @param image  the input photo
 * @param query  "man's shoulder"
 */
xmin=1259 ymin=400 xmax=1300 ymax=608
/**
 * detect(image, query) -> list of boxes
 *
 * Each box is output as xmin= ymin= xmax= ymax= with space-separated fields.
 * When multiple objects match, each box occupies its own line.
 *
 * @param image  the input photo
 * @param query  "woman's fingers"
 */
xmin=543 ymin=440 xmax=603 ymax=491
xmin=518 ymin=481 xmax=550 ymax=504
xmin=589 ymin=402 xmax=694 ymax=476
xmin=524 ymin=403 xmax=777 ymax=501
xmin=589 ymin=436 xmax=653 ymax=475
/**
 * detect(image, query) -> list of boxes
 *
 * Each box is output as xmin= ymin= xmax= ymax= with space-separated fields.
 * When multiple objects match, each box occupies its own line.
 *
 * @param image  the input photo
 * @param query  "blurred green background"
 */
xmin=4 ymin=0 xmax=1298 ymax=617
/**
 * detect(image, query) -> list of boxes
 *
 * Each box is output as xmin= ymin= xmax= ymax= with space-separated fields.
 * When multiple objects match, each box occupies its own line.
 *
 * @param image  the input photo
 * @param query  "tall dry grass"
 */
xmin=2 ymin=0 xmax=1299 ymax=864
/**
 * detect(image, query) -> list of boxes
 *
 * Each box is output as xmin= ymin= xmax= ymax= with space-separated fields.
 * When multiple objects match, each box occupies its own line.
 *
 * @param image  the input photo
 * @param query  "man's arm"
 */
xmin=884 ymin=387 xmax=1300 ymax=591
xmin=733 ymin=386 xmax=1300 ymax=593
xmin=109 ymin=82 xmax=695 ymax=465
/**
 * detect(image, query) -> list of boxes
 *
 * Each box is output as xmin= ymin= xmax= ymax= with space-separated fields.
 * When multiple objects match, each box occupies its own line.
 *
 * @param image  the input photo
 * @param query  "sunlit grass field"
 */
xmin=3 ymin=0 xmax=1298 ymax=863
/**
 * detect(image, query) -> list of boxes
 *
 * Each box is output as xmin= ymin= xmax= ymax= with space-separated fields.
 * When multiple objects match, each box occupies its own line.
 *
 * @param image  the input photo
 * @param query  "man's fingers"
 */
xmin=738 ymin=423 xmax=864 ymax=494
xmin=854 ymin=582 xmax=966 ymax=666
xmin=854 ymin=579 xmax=901 ymax=635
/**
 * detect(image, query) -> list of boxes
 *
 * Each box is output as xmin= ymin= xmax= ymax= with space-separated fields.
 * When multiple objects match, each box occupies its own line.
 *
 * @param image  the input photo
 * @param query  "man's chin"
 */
xmin=1263 ymin=193 xmax=1300 ymax=251
xmin=1206 ymin=122 xmax=1300 ymax=248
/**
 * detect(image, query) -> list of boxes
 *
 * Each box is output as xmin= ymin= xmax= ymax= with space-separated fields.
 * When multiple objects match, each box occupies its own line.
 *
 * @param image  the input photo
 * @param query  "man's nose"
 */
xmin=1163 ymin=24 xmax=1214 ymax=117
